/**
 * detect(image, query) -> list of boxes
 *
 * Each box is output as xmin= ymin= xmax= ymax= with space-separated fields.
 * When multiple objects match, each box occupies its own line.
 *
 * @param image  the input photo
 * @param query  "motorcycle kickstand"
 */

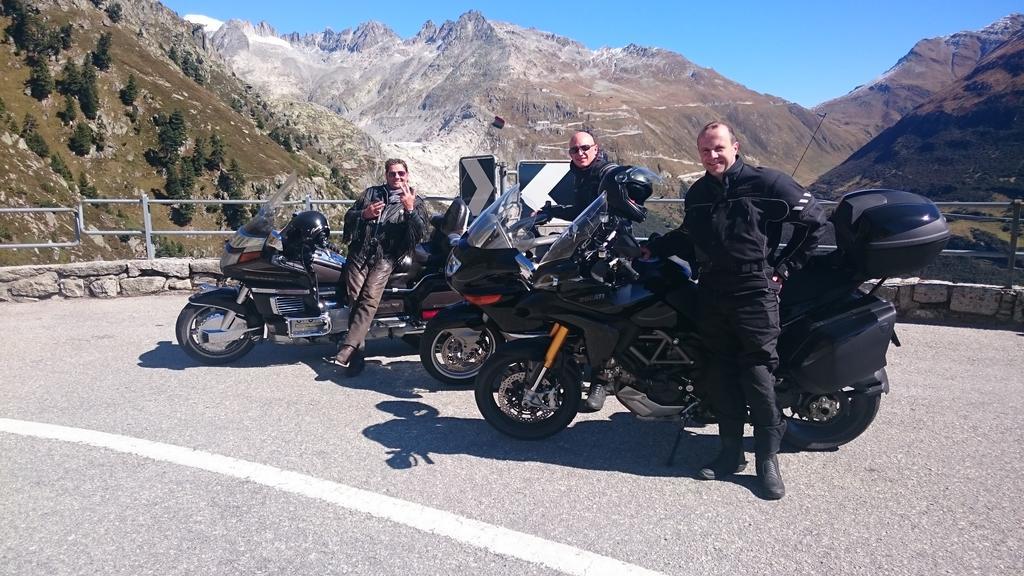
xmin=665 ymin=403 xmax=700 ymax=467
xmin=666 ymin=426 xmax=686 ymax=467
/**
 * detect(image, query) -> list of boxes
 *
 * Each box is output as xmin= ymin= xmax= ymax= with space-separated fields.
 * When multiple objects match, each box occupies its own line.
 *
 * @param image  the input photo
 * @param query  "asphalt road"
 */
xmin=1 ymin=294 xmax=1021 ymax=576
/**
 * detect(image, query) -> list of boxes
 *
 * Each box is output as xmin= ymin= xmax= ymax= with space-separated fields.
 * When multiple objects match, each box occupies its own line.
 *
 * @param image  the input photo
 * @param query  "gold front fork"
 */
xmin=544 ymin=323 xmax=569 ymax=368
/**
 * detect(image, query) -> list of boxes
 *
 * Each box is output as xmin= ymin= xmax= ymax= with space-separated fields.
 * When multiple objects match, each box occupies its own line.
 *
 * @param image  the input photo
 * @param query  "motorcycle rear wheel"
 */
xmin=474 ymin=339 xmax=580 ymax=440
xmin=175 ymin=304 xmax=259 ymax=365
xmin=420 ymin=318 xmax=504 ymax=387
xmin=782 ymin=391 xmax=881 ymax=451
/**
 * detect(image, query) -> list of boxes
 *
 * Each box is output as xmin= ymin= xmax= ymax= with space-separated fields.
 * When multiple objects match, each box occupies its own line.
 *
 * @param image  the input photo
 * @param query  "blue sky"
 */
xmin=161 ymin=0 xmax=1021 ymax=107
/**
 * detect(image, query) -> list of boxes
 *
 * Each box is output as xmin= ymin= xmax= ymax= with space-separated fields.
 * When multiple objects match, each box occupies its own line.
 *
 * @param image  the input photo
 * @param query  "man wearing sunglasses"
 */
xmin=540 ymin=131 xmax=615 ymax=222
xmin=326 ymin=158 xmax=428 ymax=375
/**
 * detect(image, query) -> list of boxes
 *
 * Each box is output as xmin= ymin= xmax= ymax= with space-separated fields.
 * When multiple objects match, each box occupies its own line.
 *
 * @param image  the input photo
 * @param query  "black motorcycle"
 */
xmin=448 ymin=181 xmax=949 ymax=450
xmin=176 ymin=176 xmax=499 ymax=378
xmin=419 ymin=183 xmax=560 ymax=385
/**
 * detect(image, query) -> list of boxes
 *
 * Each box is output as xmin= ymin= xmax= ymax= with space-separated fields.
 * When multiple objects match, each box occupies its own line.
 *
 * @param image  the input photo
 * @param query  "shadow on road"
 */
xmin=137 ymin=340 xmax=332 ymax=370
xmin=361 ymin=399 xmax=765 ymax=491
xmin=140 ymin=338 xmax=445 ymax=399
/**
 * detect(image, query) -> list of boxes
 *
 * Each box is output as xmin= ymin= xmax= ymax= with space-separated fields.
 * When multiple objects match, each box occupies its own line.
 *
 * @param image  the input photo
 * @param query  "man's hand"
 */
xmin=362 ymin=200 xmax=385 ymax=220
xmin=772 ymin=262 xmax=790 ymax=284
xmin=399 ymin=184 xmax=416 ymax=212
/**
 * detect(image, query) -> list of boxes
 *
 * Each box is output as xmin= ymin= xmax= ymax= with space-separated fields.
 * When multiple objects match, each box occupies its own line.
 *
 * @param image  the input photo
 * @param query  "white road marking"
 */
xmin=0 ymin=418 xmax=665 ymax=576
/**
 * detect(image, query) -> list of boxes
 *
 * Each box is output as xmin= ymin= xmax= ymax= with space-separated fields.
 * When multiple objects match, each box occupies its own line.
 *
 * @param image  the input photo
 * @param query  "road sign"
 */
xmin=517 ymin=160 xmax=572 ymax=212
xmin=458 ymin=155 xmax=497 ymax=216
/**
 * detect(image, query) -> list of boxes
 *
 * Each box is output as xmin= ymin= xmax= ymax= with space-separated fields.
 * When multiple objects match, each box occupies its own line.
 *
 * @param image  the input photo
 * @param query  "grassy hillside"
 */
xmin=0 ymin=0 xmax=376 ymax=265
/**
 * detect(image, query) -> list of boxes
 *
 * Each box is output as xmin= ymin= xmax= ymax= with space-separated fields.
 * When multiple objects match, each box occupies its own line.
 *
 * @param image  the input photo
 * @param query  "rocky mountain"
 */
xmin=812 ymin=30 xmax=1024 ymax=202
xmin=816 ymin=14 xmax=1023 ymax=149
xmin=205 ymin=10 xmax=869 ymax=194
xmin=0 ymin=0 xmax=381 ymax=266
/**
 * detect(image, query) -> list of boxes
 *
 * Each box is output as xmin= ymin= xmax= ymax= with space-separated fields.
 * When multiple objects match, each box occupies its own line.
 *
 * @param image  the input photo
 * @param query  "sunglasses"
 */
xmin=386 ymin=170 xmax=407 ymax=177
xmin=568 ymin=144 xmax=594 ymax=154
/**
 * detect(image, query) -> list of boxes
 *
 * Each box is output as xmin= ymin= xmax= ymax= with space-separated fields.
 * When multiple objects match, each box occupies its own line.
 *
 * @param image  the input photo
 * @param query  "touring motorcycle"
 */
xmin=175 ymin=175 xmax=500 ymax=381
xmin=447 ymin=176 xmax=950 ymax=450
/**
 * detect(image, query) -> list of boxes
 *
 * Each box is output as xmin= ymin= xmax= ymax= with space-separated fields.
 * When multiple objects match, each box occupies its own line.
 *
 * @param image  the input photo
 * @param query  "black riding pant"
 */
xmin=699 ymin=270 xmax=785 ymax=457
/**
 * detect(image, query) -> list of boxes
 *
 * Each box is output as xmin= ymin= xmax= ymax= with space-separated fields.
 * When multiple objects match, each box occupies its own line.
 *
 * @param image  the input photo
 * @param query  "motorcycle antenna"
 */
xmin=791 ymin=112 xmax=827 ymax=178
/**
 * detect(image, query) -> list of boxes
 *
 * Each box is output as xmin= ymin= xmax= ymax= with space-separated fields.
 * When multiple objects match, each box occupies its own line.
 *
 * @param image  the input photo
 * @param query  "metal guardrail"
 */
xmin=1 ymin=196 xmax=1021 ymax=286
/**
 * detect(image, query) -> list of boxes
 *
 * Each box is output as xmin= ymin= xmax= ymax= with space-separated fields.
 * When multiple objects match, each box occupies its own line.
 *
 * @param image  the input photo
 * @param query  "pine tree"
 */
xmin=57 ymin=60 xmax=81 ymax=95
xmin=57 ymin=94 xmax=77 ymax=124
xmin=24 ymin=131 xmax=49 ymax=157
xmin=166 ymin=161 xmax=195 ymax=226
xmin=78 ymin=59 xmax=100 ymax=120
xmin=77 ymin=171 xmax=97 ymax=198
xmin=20 ymin=112 xmax=38 ymax=135
xmin=27 ymin=56 xmax=54 ymax=100
xmin=206 ymin=133 xmax=225 ymax=170
xmin=217 ymin=166 xmax=234 ymax=196
xmin=164 ymin=162 xmax=182 ymax=199
xmin=58 ymin=23 xmax=72 ymax=49
xmin=179 ymin=156 xmax=195 ymax=193
xmin=104 ymin=2 xmax=122 ymax=23
xmin=218 ymin=159 xmax=248 ymax=229
xmin=118 ymin=73 xmax=137 ymax=105
xmin=69 ymin=122 xmax=94 ymax=156
xmin=190 ymin=134 xmax=206 ymax=172
xmin=228 ymin=159 xmax=245 ymax=193
xmin=92 ymin=32 xmax=112 ymax=71
xmin=20 ymin=114 xmax=50 ymax=158
xmin=157 ymin=109 xmax=187 ymax=165
xmin=50 ymin=153 xmax=74 ymax=184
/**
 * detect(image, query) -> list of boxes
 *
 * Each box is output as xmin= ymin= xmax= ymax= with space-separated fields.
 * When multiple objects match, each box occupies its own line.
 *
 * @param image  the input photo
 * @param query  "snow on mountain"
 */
xmin=183 ymin=14 xmax=224 ymax=33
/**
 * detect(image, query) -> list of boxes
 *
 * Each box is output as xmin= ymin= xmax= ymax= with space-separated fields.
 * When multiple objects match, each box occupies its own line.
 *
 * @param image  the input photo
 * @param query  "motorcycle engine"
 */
xmin=615 ymin=370 xmax=698 ymax=419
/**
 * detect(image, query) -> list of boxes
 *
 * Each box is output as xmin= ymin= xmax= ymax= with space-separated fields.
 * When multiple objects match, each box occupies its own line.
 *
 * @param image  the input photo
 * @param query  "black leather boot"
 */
xmin=346 ymin=348 xmax=366 ymax=376
xmin=697 ymin=436 xmax=747 ymax=480
xmin=755 ymin=454 xmax=785 ymax=500
xmin=582 ymin=381 xmax=607 ymax=412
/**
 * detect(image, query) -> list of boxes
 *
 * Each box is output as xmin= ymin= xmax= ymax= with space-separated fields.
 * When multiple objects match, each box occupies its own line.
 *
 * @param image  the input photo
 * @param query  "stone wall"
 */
xmin=1 ymin=259 xmax=1021 ymax=327
xmin=0 ymin=259 xmax=222 ymax=301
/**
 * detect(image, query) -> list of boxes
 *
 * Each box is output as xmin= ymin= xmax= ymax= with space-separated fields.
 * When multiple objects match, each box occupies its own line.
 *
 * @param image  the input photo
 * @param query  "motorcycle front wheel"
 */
xmin=420 ymin=317 xmax=504 ymax=387
xmin=175 ymin=304 xmax=260 ymax=365
xmin=782 ymin=390 xmax=881 ymax=451
xmin=474 ymin=339 xmax=580 ymax=440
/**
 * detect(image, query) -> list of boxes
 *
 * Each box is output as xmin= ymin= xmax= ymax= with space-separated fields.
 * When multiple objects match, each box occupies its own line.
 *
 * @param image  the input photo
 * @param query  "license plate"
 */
xmin=445 ymin=254 xmax=462 ymax=277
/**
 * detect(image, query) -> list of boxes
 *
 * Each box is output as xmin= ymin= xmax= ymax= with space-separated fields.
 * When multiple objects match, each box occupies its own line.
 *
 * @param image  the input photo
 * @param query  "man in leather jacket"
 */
xmin=644 ymin=121 xmax=826 ymax=499
xmin=325 ymin=158 xmax=428 ymax=375
xmin=541 ymin=131 xmax=621 ymax=412
xmin=541 ymin=131 xmax=615 ymax=222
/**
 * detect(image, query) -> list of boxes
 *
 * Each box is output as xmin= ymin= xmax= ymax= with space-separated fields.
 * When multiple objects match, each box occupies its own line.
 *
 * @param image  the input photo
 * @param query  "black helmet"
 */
xmin=281 ymin=210 xmax=331 ymax=257
xmin=599 ymin=165 xmax=660 ymax=223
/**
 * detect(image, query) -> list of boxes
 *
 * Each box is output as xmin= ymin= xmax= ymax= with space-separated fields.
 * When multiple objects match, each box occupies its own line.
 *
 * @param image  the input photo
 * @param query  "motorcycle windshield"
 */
xmin=237 ymin=174 xmax=297 ymax=238
xmin=464 ymin=185 xmax=539 ymax=250
xmin=539 ymin=193 xmax=608 ymax=266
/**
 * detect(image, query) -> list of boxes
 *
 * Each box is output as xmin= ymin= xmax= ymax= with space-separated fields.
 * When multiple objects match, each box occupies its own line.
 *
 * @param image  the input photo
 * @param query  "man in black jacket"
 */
xmin=541 ymin=130 xmax=620 ymax=411
xmin=325 ymin=158 xmax=428 ymax=375
xmin=541 ymin=131 xmax=615 ymax=222
xmin=645 ymin=121 xmax=826 ymax=499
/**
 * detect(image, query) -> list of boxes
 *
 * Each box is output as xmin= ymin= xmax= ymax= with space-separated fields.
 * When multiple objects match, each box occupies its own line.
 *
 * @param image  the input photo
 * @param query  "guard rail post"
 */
xmin=140 ymin=194 xmax=155 ymax=260
xmin=1008 ymin=199 xmax=1021 ymax=287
